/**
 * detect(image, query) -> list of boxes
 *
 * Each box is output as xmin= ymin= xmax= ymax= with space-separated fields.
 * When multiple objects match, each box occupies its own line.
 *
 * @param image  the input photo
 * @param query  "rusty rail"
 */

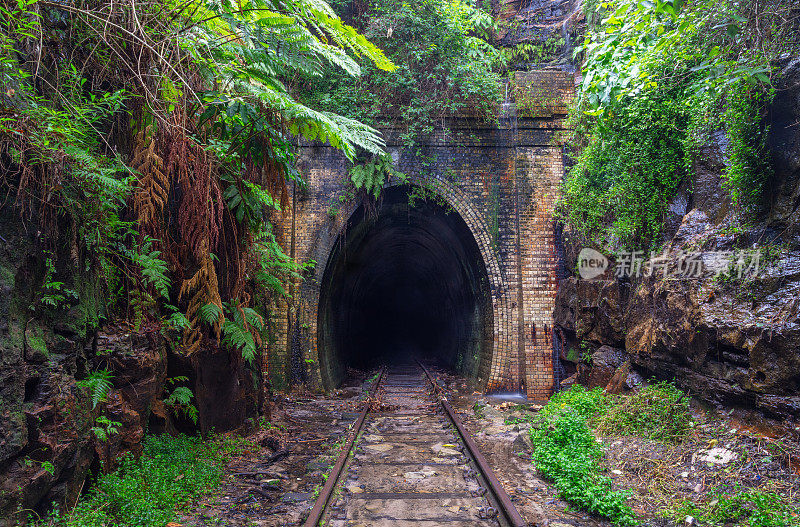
xmin=418 ymin=361 xmax=529 ymax=527
xmin=302 ymin=368 xmax=384 ymax=527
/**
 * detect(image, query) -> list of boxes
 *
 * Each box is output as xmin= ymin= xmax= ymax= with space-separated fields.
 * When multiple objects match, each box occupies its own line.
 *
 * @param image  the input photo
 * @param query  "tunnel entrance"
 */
xmin=317 ymin=184 xmax=493 ymax=388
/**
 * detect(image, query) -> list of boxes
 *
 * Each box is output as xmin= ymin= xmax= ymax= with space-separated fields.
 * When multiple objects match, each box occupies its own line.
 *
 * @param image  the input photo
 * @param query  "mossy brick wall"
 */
xmin=268 ymin=70 xmax=573 ymax=401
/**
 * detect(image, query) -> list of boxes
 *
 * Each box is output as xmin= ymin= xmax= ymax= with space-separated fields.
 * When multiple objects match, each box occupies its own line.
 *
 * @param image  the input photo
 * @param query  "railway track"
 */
xmin=304 ymin=361 xmax=528 ymax=527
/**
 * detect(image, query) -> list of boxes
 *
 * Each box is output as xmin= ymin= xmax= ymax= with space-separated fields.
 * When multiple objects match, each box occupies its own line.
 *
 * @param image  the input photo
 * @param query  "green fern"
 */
xmin=349 ymin=154 xmax=406 ymax=199
xmin=163 ymin=305 xmax=190 ymax=331
xmin=187 ymin=0 xmax=395 ymax=158
xmin=77 ymin=370 xmax=114 ymax=409
xmin=164 ymin=384 xmax=198 ymax=424
xmin=130 ymin=236 xmax=171 ymax=299
xmin=220 ymin=301 xmax=264 ymax=364
xmin=251 ymin=227 xmax=306 ymax=298
xmin=91 ymin=415 xmax=121 ymax=442
xmin=35 ymin=255 xmax=78 ymax=310
xmin=199 ymin=303 xmax=224 ymax=325
xmin=222 ymin=320 xmax=258 ymax=363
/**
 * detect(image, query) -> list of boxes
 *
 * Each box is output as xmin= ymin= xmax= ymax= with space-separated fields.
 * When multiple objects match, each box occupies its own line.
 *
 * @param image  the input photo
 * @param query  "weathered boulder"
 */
xmin=0 ymin=208 xmax=95 ymax=524
xmin=554 ymin=277 xmax=628 ymax=347
xmin=768 ymin=54 xmax=800 ymax=236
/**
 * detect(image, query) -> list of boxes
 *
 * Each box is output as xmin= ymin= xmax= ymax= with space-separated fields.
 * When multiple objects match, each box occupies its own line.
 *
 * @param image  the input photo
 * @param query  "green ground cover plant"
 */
xmin=596 ymin=382 xmax=693 ymax=442
xmin=529 ymin=388 xmax=636 ymax=526
xmin=37 ymin=434 xmax=227 ymax=527
xmin=667 ymin=485 xmax=800 ymax=527
xmin=528 ymin=382 xmax=695 ymax=525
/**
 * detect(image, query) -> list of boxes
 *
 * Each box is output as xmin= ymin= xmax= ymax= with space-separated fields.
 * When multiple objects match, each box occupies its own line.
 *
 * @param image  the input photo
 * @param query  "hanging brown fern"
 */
xmin=179 ymin=247 xmax=224 ymax=354
xmin=167 ymin=129 xmax=223 ymax=260
xmin=131 ymin=124 xmax=168 ymax=232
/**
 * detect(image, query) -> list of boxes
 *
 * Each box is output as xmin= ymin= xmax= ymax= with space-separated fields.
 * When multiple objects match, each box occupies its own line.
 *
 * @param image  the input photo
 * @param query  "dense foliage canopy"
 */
xmin=295 ymin=0 xmax=503 ymax=147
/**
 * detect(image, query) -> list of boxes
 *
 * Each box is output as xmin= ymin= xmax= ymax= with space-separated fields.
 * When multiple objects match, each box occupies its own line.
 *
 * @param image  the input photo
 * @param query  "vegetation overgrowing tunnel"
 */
xmin=317 ymin=185 xmax=493 ymax=388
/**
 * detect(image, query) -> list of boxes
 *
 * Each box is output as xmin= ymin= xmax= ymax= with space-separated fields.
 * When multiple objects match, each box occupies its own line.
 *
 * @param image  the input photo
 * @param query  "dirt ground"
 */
xmin=176 ymin=367 xmax=800 ymax=527
xmin=176 ymin=370 xmax=371 ymax=527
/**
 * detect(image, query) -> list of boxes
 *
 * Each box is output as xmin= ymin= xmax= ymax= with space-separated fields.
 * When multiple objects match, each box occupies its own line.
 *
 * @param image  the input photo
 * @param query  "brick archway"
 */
xmin=308 ymin=176 xmax=515 ymax=392
xmin=268 ymin=70 xmax=572 ymax=400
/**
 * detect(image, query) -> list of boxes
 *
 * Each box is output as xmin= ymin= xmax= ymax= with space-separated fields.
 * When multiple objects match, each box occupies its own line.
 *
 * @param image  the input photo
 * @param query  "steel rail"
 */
xmin=302 ymin=368 xmax=384 ymax=527
xmin=418 ymin=361 xmax=529 ymax=527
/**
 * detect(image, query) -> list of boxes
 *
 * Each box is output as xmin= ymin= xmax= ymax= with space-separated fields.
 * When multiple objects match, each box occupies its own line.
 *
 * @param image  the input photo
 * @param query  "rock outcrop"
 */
xmin=554 ymin=57 xmax=800 ymax=435
xmin=0 ymin=207 xmax=172 ymax=524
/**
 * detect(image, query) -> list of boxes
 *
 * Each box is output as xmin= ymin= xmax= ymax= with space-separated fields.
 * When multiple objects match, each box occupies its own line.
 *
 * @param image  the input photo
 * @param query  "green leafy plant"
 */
xmin=34 ymin=254 xmax=78 ymax=311
xmin=221 ymin=174 xmax=282 ymax=231
xmin=297 ymin=0 xmax=503 ymax=148
xmin=163 ymin=377 xmax=198 ymax=424
xmin=529 ymin=386 xmax=636 ymax=526
xmin=560 ymin=0 xmax=794 ymax=250
xmin=22 ymin=458 xmax=55 ymax=476
xmin=77 ymin=370 xmax=114 ymax=410
xmin=221 ymin=301 xmax=264 ymax=365
xmin=722 ymin=81 xmax=773 ymax=210
xmin=530 ymin=409 xmax=636 ymax=526
xmin=90 ymin=416 xmax=122 ymax=443
xmin=129 ymin=236 xmax=170 ymax=299
xmin=596 ymin=381 xmax=692 ymax=442
xmin=349 ymin=154 xmax=407 ymax=199
xmin=162 ymin=304 xmax=190 ymax=331
xmin=667 ymin=486 xmax=799 ymax=527
xmin=36 ymin=434 xmax=227 ymax=526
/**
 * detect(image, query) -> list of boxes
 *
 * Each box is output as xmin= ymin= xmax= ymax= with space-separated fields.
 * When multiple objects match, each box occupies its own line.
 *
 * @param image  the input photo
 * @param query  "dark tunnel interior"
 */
xmin=318 ymin=185 xmax=493 ymax=386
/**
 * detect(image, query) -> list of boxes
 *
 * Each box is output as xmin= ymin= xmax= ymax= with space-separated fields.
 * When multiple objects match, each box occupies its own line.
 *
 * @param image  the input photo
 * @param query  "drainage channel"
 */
xmin=303 ymin=362 xmax=528 ymax=527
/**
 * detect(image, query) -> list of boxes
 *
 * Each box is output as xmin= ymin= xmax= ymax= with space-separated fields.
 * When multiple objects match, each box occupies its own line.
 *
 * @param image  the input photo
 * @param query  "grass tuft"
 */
xmin=596 ymin=381 xmax=693 ymax=442
xmin=667 ymin=486 xmax=800 ymax=527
